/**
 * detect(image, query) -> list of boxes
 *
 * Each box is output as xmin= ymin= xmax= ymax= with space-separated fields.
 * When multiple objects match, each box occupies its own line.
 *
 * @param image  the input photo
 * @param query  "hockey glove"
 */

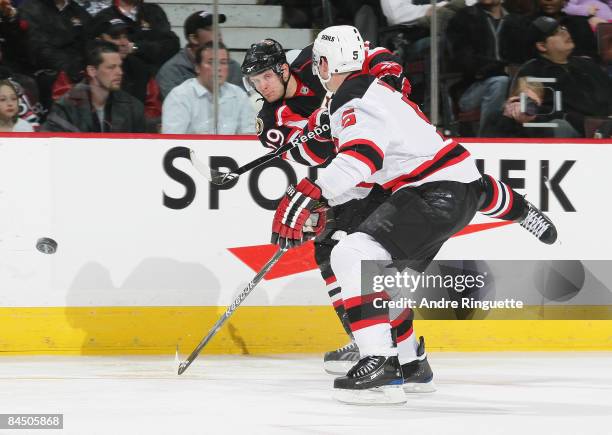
xmin=370 ymin=61 xmax=412 ymax=97
xmin=306 ymin=108 xmax=332 ymax=141
xmin=271 ymin=178 xmax=328 ymax=249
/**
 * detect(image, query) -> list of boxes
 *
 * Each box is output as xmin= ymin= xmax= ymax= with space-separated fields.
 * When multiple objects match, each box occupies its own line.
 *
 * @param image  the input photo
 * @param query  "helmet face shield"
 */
xmin=242 ymin=75 xmax=257 ymax=95
xmin=311 ymin=48 xmax=332 ymax=91
xmin=311 ymin=51 xmax=321 ymax=77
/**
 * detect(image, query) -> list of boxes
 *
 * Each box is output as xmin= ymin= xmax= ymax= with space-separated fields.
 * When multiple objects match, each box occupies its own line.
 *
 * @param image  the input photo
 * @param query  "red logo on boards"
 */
xmin=228 ymin=221 xmax=514 ymax=280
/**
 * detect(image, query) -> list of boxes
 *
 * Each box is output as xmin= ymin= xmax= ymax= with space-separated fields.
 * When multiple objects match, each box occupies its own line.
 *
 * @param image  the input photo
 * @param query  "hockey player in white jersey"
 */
xmin=270 ymin=25 xmax=485 ymax=404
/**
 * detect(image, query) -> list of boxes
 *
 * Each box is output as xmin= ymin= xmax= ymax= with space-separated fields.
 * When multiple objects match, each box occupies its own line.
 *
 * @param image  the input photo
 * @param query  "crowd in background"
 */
xmin=0 ymin=0 xmax=610 ymax=137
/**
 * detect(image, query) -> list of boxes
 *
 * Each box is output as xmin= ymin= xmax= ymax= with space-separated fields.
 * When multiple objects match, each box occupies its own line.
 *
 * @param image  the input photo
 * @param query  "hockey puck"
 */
xmin=36 ymin=237 xmax=58 ymax=255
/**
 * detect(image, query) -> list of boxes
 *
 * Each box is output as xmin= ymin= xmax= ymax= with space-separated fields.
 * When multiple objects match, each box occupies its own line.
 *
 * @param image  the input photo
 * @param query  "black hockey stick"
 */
xmin=190 ymin=141 xmax=297 ymax=186
xmin=177 ymin=247 xmax=288 ymax=375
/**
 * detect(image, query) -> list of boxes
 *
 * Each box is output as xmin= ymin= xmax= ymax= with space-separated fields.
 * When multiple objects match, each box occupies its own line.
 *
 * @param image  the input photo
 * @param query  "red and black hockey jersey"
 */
xmin=255 ymin=44 xmax=411 ymax=167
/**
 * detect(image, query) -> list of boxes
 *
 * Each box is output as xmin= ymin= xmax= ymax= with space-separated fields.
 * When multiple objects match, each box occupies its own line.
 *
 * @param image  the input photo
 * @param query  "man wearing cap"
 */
xmin=156 ymin=10 xmax=243 ymax=100
xmin=42 ymin=40 xmax=146 ymax=133
xmin=512 ymin=16 xmax=611 ymax=136
xmin=50 ymin=18 xmax=162 ymax=129
xmin=501 ymin=0 xmax=598 ymax=64
xmin=93 ymin=18 xmax=161 ymax=126
xmin=93 ymin=0 xmax=179 ymax=73
xmin=446 ymin=0 xmax=512 ymax=137
xmin=161 ymin=41 xmax=254 ymax=134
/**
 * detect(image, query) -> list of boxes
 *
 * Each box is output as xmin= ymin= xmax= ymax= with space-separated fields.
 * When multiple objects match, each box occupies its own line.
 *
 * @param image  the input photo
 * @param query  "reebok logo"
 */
xmin=289 ymin=124 xmax=330 ymax=148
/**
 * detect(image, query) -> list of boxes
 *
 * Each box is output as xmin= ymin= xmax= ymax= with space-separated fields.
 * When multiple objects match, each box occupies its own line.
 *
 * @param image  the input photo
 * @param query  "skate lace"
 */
xmin=337 ymin=341 xmax=358 ymax=353
xmin=520 ymin=208 xmax=549 ymax=239
xmin=351 ymin=356 xmax=381 ymax=377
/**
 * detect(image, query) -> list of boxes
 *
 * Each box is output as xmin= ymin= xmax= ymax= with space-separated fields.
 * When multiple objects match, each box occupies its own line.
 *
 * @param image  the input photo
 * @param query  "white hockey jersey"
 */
xmin=316 ymin=74 xmax=481 ymax=206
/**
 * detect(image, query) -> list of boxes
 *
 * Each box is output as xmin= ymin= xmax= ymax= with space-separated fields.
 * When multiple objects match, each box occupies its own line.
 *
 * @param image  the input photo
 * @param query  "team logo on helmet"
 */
xmin=255 ymin=117 xmax=264 ymax=136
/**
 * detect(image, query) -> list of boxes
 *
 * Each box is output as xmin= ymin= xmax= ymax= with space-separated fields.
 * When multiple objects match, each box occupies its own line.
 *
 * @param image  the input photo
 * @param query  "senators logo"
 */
xmin=255 ymin=117 xmax=264 ymax=136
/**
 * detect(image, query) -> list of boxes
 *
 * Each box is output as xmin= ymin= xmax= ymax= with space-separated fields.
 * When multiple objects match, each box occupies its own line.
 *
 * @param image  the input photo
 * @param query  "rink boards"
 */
xmin=0 ymin=134 xmax=611 ymax=354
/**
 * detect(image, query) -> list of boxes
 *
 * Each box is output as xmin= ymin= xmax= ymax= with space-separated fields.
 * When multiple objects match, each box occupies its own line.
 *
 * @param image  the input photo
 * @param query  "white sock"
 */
xmin=353 ymin=324 xmax=397 ymax=357
xmin=398 ymin=332 xmax=421 ymax=364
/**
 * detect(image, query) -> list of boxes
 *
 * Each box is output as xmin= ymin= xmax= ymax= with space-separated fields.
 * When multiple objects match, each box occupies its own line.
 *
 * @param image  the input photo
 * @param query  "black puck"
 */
xmin=36 ymin=237 xmax=58 ymax=254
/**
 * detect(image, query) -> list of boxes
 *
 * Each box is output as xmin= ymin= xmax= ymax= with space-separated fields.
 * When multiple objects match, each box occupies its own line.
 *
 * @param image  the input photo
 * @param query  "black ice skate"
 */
xmin=324 ymin=341 xmax=360 ymax=375
xmin=518 ymin=200 xmax=557 ymax=244
xmin=401 ymin=336 xmax=436 ymax=393
xmin=333 ymin=355 xmax=406 ymax=404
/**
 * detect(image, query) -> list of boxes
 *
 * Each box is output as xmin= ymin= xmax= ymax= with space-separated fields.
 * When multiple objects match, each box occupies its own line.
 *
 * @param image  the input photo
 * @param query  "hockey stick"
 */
xmin=190 ymin=140 xmax=297 ymax=186
xmin=177 ymin=247 xmax=288 ymax=375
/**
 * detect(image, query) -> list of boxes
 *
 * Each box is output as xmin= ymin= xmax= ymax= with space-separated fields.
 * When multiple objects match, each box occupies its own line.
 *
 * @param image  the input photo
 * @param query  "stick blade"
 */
xmin=189 ymin=149 xmax=213 ymax=182
xmin=189 ymin=149 xmax=237 ymax=186
xmin=175 ymin=345 xmax=184 ymax=375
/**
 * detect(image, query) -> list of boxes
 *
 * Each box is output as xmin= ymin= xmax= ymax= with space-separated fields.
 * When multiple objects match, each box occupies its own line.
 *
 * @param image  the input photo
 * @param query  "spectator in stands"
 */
xmin=43 ymin=41 xmax=145 ymax=132
xmin=381 ymin=0 xmax=466 ymax=30
xmin=381 ymin=0 xmax=467 ymax=63
xmin=540 ymin=0 xmax=599 ymax=57
xmin=93 ymin=18 xmax=161 ymax=128
xmin=0 ymin=0 xmax=32 ymax=74
xmin=0 ymin=68 xmax=42 ymax=128
xmin=92 ymin=0 xmax=179 ymax=73
xmin=20 ymin=0 xmax=92 ymax=110
xmin=447 ymin=0 xmax=511 ymax=136
xmin=0 ymin=1 xmax=42 ymax=127
xmin=512 ymin=16 xmax=612 ymax=136
xmin=481 ymin=76 xmax=579 ymax=136
xmin=53 ymin=20 xmax=163 ymax=114
xmin=329 ymin=0 xmax=382 ymax=45
xmin=75 ymin=0 xmax=111 ymax=16
xmin=274 ymin=0 xmax=322 ymax=29
xmin=0 ymin=79 xmax=34 ymax=131
xmin=161 ymin=41 xmax=254 ymax=134
xmin=563 ymin=0 xmax=612 ymax=22
xmin=505 ymin=0 xmax=599 ymax=63
xmin=157 ymin=10 xmax=243 ymax=100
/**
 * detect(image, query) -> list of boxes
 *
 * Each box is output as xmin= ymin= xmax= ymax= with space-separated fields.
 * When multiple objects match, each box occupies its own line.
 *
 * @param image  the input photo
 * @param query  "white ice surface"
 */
xmin=0 ymin=353 xmax=611 ymax=435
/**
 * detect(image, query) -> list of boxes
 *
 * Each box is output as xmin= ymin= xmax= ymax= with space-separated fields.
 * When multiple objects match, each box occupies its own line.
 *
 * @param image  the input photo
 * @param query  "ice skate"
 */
xmin=323 ymin=340 xmax=359 ymax=375
xmin=518 ymin=200 xmax=557 ymax=244
xmin=333 ymin=355 xmax=406 ymax=405
xmin=402 ymin=336 xmax=436 ymax=393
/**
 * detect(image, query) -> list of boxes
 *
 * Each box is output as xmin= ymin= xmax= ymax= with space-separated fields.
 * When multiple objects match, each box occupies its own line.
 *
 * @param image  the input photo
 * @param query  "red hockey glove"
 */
xmin=271 ymin=178 xmax=328 ymax=249
xmin=370 ymin=61 xmax=412 ymax=97
xmin=370 ymin=60 xmax=403 ymax=80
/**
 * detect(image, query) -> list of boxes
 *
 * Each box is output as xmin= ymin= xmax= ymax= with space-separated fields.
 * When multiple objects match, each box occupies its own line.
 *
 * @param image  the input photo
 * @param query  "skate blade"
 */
xmin=333 ymin=385 xmax=407 ymax=405
xmin=324 ymin=360 xmax=358 ymax=375
xmin=403 ymin=380 xmax=436 ymax=393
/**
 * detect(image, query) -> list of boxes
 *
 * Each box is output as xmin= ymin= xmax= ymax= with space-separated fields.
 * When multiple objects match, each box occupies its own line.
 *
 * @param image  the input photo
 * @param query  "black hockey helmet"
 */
xmin=241 ymin=39 xmax=287 ymax=77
